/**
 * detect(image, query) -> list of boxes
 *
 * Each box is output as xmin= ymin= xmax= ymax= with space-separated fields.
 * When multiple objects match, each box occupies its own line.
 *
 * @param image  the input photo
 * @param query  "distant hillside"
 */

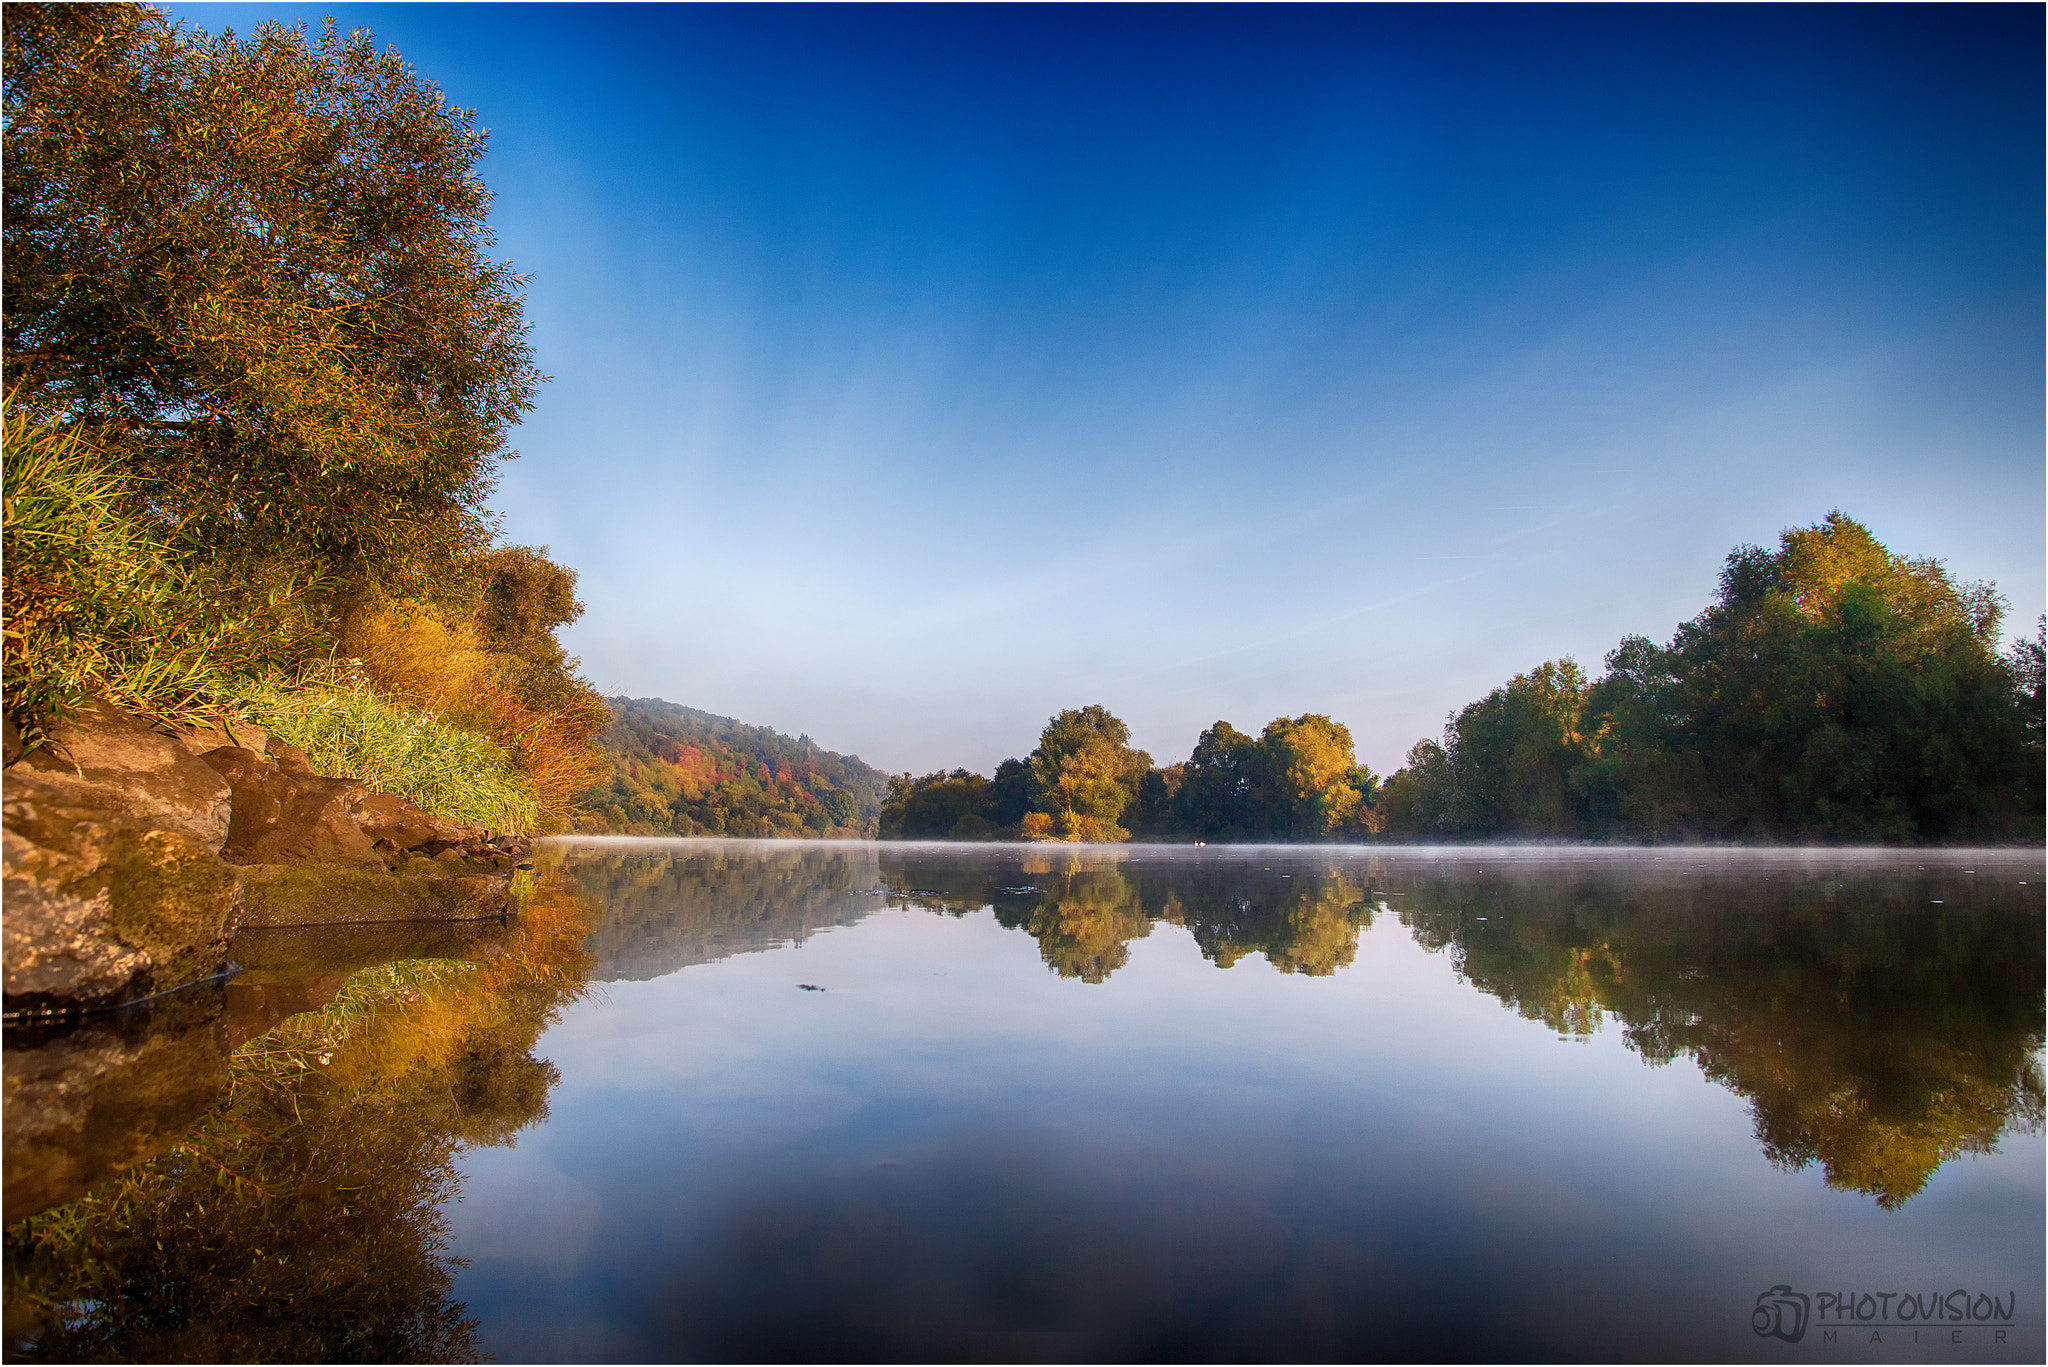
xmin=574 ymin=697 xmax=888 ymax=838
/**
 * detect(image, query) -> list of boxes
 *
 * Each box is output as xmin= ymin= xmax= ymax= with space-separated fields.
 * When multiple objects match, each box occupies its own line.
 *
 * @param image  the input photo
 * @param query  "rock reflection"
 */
xmin=3 ymin=881 xmax=597 ymax=1362
xmin=3 ymin=983 xmax=233 ymax=1220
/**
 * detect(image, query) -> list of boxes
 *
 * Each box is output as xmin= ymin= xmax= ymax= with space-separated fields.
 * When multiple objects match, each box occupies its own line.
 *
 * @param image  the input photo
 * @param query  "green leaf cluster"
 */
xmin=5 ymin=2 xmax=539 ymax=600
xmin=3 ymin=5 xmax=610 ymax=829
xmin=0 ymin=407 xmax=322 ymax=749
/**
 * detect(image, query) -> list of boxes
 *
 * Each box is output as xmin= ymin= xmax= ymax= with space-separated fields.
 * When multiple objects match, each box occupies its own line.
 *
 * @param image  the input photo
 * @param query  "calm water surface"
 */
xmin=6 ymin=841 xmax=2042 ymax=1363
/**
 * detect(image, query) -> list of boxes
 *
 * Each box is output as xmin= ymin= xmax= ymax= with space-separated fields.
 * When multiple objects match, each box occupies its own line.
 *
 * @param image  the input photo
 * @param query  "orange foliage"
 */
xmin=342 ymin=602 xmax=610 ymax=828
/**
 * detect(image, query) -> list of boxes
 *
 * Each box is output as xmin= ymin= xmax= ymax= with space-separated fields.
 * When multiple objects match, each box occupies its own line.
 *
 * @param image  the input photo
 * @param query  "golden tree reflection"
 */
xmin=4 ymin=882 xmax=598 ymax=1361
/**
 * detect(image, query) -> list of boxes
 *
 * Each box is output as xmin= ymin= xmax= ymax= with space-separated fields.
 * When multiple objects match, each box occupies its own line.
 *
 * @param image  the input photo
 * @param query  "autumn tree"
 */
xmin=1384 ymin=513 xmax=2041 ymax=842
xmin=1023 ymin=705 xmax=1150 ymax=842
xmin=1260 ymin=713 xmax=1375 ymax=838
xmin=4 ymin=3 xmax=540 ymax=600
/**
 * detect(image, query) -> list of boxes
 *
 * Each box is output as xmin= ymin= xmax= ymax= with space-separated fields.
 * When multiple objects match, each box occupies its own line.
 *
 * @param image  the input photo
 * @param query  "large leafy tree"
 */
xmin=1616 ymin=512 xmax=2033 ymax=839
xmin=1386 ymin=513 xmax=2041 ymax=842
xmin=1259 ymin=713 xmax=1373 ymax=838
xmin=4 ymin=3 xmax=541 ymax=597
xmin=1024 ymin=705 xmax=1150 ymax=842
xmin=1173 ymin=720 xmax=1262 ymax=838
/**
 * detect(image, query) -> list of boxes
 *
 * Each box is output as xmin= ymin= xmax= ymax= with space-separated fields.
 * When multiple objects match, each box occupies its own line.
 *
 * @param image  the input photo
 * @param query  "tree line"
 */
xmin=884 ymin=513 xmax=2044 ymax=844
xmin=577 ymin=697 xmax=888 ymax=839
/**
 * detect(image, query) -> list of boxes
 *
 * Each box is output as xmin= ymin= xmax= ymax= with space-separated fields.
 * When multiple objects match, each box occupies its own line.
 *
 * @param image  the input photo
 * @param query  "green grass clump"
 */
xmin=1 ymin=406 xmax=317 ymax=748
xmin=245 ymin=678 xmax=540 ymax=832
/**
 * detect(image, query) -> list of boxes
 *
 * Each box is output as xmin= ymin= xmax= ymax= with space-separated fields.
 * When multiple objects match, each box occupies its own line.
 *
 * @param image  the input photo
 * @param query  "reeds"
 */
xmin=1 ymin=405 xmax=319 ymax=748
xmin=244 ymin=675 xmax=540 ymax=832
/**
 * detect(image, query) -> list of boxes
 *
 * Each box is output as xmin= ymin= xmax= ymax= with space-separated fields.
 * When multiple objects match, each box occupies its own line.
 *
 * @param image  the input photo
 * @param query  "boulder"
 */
xmin=4 ymin=773 xmax=243 ymax=1019
xmin=196 ymin=746 xmax=383 ymax=870
xmin=265 ymin=737 xmax=316 ymax=773
xmin=166 ymin=714 xmax=269 ymax=761
xmin=14 ymin=696 xmax=233 ymax=849
xmin=353 ymin=791 xmax=480 ymax=853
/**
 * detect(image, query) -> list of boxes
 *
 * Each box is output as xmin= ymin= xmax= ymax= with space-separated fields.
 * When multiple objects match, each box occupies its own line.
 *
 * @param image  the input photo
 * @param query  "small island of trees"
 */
xmin=884 ymin=513 xmax=2045 ymax=846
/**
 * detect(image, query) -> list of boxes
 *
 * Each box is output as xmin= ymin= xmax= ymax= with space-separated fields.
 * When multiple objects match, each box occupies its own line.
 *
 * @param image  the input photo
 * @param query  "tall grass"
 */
xmin=341 ymin=603 xmax=610 ymax=829
xmin=1 ymin=406 xmax=318 ymax=747
xmin=244 ymin=676 xmax=539 ymax=832
xmin=3 ymin=399 xmax=603 ymax=833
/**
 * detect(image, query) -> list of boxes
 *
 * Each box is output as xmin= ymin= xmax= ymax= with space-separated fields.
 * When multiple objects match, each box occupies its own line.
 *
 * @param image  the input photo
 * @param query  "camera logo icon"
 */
xmin=1752 ymin=1286 xmax=1810 ymax=1343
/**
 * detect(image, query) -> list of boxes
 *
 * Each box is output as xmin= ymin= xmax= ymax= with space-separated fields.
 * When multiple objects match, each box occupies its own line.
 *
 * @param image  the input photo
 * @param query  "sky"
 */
xmin=171 ymin=3 xmax=2046 ymax=776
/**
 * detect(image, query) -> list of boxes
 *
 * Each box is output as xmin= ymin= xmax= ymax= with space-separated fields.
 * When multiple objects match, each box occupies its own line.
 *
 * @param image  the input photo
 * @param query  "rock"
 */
xmin=3 ymin=769 xmax=243 ymax=1017
xmin=14 ymin=696 xmax=233 ymax=849
xmin=3 ymin=982 xmax=234 ymax=1220
xmin=236 ymin=863 xmax=517 ymax=928
xmin=353 ymin=791 xmax=479 ymax=853
xmin=265 ymin=737 xmax=315 ymax=773
xmin=196 ymin=747 xmax=382 ymax=870
xmin=166 ymin=715 xmax=269 ymax=760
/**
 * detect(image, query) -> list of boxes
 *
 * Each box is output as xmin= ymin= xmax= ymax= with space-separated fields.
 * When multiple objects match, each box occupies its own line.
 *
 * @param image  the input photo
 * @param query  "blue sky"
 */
xmin=173 ymin=3 xmax=2046 ymax=775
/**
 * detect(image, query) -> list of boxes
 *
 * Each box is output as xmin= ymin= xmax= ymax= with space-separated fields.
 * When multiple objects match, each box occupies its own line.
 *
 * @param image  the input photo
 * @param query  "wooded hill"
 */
xmin=574 ymin=697 xmax=889 ymax=839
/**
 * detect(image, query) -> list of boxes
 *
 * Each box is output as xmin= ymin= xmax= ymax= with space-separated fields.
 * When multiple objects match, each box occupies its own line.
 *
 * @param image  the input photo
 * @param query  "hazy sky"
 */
xmin=173 ymin=3 xmax=2045 ymax=775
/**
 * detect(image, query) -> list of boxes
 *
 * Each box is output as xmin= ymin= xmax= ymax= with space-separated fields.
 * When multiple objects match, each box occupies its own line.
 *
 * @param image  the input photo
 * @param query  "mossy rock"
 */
xmin=229 ymin=919 xmax=513 ymax=978
xmin=237 ymin=864 xmax=514 ymax=928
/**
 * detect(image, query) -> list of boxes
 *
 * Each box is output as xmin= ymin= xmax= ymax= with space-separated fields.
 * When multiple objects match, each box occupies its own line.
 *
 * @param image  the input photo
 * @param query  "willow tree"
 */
xmin=3 ymin=3 xmax=541 ymax=598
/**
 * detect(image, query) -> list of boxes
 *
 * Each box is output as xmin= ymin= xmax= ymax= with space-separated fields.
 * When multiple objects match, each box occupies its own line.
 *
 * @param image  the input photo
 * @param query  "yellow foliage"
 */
xmin=342 ymin=601 xmax=609 ymax=828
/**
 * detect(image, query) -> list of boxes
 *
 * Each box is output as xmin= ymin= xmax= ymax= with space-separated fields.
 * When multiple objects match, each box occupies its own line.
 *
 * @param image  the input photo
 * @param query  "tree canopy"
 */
xmin=4 ymin=2 xmax=540 ymax=596
xmin=877 ymin=514 xmax=2035 ymax=848
xmin=1383 ymin=512 xmax=2043 ymax=842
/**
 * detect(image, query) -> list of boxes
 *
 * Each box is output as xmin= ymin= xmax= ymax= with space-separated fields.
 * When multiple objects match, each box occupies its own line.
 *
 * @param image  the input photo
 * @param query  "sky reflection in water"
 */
xmin=449 ymin=841 xmax=2043 ymax=1363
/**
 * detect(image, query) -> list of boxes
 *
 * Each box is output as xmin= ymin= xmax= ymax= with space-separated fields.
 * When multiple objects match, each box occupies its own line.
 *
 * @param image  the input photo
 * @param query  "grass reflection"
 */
xmin=3 ymin=881 xmax=597 ymax=1362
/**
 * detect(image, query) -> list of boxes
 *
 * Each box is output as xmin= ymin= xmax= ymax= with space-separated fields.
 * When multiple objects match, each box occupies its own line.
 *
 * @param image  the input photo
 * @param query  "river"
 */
xmin=5 ymin=841 xmax=2041 ymax=1362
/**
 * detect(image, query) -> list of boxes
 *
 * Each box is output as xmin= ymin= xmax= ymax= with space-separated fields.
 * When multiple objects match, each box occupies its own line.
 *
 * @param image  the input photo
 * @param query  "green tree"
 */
xmin=1385 ymin=513 xmax=2039 ymax=843
xmin=879 ymin=769 xmax=995 ymax=839
xmin=1173 ymin=720 xmax=1262 ymax=839
xmin=1611 ymin=512 xmax=2037 ymax=840
xmin=4 ymin=4 xmax=541 ymax=601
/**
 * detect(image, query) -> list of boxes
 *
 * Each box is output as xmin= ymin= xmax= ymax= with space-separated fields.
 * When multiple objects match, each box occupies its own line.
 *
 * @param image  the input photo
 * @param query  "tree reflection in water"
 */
xmin=4 ymin=844 xmax=2038 ymax=1362
xmin=879 ymin=846 xmax=2043 ymax=1209
xmin=1388 ymin=859 xmax=2045 ymax=1208
xmin=3 ymin=882 xmax=597 ymax=1362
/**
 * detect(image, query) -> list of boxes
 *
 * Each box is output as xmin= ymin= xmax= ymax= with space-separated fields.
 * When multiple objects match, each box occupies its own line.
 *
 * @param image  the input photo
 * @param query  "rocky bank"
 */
xmin=3 ymin=697 xmax=534 ymax=1022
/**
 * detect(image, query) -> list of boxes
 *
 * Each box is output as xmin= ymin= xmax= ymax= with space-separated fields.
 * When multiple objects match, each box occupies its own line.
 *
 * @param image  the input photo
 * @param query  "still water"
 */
xmin=5 ymin=841 xmax=2042 ymax=1362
